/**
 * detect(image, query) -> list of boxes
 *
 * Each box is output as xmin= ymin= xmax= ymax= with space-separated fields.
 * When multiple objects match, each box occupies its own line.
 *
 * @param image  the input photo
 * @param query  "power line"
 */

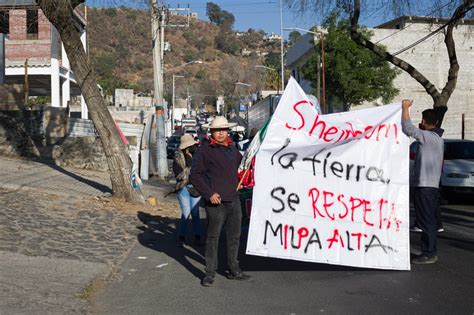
xmin=392 ymin=6 xmax=474 ymax=56
xmin=375 ymin=0 xmax=456 ymax=44
xmin=391 ymin=22 xmax=444 ymax=56
xmin=195 ymin=1 xmax=277 ymax=8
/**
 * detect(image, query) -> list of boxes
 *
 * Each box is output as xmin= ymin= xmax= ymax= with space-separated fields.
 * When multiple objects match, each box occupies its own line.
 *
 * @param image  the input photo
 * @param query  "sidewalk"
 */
xmin=0 ymin=155 xmax=176 ymax=200
xmin=0 ymin=155 xmax=180 ymax=313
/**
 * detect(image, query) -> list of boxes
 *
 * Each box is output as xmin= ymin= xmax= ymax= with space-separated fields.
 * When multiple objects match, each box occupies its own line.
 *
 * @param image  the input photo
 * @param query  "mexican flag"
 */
xmin=238 ymin=119 xmax=271 ymax=188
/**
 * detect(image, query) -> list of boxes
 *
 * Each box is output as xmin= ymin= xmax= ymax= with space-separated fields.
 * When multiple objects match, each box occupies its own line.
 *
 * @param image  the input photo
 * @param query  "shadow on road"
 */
xmin=136 ymin=210 xmax=382 ymax=276
xmin=136 ymin=211 xmax=206 ymax=280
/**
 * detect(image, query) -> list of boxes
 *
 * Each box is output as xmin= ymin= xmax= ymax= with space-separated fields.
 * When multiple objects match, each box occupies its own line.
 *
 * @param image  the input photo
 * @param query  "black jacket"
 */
xmin=190 ymin=139 xmax=242 ymax=202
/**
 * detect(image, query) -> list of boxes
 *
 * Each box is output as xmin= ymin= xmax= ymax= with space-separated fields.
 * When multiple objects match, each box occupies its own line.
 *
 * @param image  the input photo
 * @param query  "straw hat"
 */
xmin=203 ymin=116 xmax=237 ymax=129
xmin=179 ymin=134 xmax=197 ymax=150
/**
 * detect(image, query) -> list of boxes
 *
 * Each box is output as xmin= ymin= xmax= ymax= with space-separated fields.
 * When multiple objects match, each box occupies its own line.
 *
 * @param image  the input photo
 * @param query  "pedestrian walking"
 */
xmin=401 ymin=100 xmax=444 ymax=264
xmin=190 ymin=116 xmax=252 ymax=286
xmin=173 ymin=134 xmax=202 ymax=247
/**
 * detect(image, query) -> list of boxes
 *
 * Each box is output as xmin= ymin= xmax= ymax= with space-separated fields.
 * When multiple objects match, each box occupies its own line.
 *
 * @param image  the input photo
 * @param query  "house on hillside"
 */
xmin=0 ymin=0 xmax=88 ymax=118
xmin=285 ymin=16 xmax=474 ymax=140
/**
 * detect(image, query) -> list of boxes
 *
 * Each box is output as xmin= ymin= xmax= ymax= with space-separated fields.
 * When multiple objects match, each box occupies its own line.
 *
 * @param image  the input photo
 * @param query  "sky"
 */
xmin=85 ymin=0 xmax=454 ymax=39
xmin=84 ymin=0 xmax=391 ymax=39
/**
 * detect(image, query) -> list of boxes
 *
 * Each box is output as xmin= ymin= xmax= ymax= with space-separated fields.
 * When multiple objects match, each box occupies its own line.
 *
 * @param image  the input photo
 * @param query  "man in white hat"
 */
xmin=190 ymin=116 xmax=252 ymax=286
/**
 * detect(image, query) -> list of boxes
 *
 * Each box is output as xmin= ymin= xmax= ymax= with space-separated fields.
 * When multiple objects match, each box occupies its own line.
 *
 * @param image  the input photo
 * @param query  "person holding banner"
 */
xmin=190 ymin=116 xmax=252 ymax=287
xmin=401 ymin=100 xmax=444 ymax=265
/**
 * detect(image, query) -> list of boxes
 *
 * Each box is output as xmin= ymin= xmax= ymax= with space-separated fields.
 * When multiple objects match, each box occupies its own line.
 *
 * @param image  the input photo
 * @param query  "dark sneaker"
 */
xmin=226 ymin=271 xmax=252 ymax=281
xmin=412 ymin=255 xmax=438 ymax=265
xmin=410 ymin=226 xmax=423 ymax=233
xmin=200 ymin=275 xmax=214 ymax=287
xmin=437 ymin=227 xmax=445 ymax=233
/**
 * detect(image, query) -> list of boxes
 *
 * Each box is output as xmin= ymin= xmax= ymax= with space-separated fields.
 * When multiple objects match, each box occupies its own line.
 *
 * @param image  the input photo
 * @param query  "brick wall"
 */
xmin=37 ymin=10 xmax=50 ymax=40
xmin=5 ymin=8 xmax=51 ymax=61
xmin=9 ymin=10 xmax=26 ymax=40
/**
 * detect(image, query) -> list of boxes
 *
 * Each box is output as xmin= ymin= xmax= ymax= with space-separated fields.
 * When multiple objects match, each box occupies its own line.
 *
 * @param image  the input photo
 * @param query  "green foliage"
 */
xmin=91 ymin=53 xmax=124 ymax=96
xmin=104 ymin=8 xmax=116 ymax=17
xmin=28 ymin=96 xmax=51 ymax=106
xmin=195 ymin=69 xmax=207 ymax=80
xmin=184 ymin=50 xmax=199 ymax=62
xmin=239 ymin=30 xmax=265 ymax=49
xmin=288 ymin=30 xmax=302 ymax=46
xmin=183 ymin=30 xmax=195 ymax=42
xmin=195 ymin=37 xmax=210 ymax=51
xmin=215 ymin=29 xmax=240 ymax=55
xmin=264 ymin=52 xmax=281 ymax=72
xmin=302 ymin=13 xmax=399 ymax=111
xmin=206 ymin=2 xmax=235 ymax=28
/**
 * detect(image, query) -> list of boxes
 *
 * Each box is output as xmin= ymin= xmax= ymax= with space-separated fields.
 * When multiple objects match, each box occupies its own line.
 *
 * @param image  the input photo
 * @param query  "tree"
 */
xmin=206 ymin=2 xmax=235 ymax=28
xmin=288 ymin=0 xmax=474 ymax=126
xmin=288 ymin=30 xmax=302 ymax=46
xmin=215 ymin=28 xmax=240 ymax=55
xmin=37 ymin=0 xmax=144 ymax=203
xmin=302 ymin=14 xmax=399 ymax=111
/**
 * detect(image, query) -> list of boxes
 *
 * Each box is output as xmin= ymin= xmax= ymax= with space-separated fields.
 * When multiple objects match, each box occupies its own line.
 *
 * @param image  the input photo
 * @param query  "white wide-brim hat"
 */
xmin=203 ymin=116 xmax=237 ymax=129
xmin=179 ymin=134 xmax=198 ymax=150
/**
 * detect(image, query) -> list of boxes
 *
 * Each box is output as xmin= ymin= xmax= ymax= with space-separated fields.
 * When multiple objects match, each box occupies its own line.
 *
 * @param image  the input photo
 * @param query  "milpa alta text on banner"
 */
xmin=246 ymin=77 xmax=411 ymax=271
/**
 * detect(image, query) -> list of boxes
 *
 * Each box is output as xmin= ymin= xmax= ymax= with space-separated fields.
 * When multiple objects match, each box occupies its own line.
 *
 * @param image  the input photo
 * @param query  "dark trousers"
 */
xmin=204 ymin=199 xmax=242 ymax=277
xmin=414 ymin=187 xmax=439 ymax=257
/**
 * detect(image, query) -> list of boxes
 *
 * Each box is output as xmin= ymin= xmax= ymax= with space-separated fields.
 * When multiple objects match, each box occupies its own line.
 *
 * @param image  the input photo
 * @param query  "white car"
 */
xmin=184 ymin=129 xmax=198 ymax=140
xmin=441 ymin=139 xmax=474 ymax=198
xmin=410 ymin=139 xmax=474 ymax=200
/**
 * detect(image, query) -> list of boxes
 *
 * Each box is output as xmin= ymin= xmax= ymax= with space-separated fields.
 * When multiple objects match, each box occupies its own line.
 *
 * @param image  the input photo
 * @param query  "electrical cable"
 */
xmin=374 ymin=0 xmax=456 ymax=44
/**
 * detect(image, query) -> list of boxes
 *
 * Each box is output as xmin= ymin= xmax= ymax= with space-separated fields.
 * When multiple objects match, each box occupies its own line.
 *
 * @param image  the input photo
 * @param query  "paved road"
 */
xmin=94 ymin=201 xmax=474 ymax=314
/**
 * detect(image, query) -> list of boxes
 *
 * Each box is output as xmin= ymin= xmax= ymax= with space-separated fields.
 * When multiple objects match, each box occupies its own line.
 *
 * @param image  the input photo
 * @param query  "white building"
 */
xmin=285 ymin=16 xmax=474 ymax=140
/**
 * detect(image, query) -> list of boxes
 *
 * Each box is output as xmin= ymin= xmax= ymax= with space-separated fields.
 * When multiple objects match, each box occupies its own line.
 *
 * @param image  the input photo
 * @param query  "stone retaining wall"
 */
xmin=0 ymin=109 xmax=136 ymax=171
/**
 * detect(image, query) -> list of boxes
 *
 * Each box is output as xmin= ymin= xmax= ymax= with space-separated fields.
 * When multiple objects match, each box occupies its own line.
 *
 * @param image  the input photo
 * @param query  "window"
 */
xmin=0 ymin=11 xmax=9 ymax=35
xmin=27 ymin=9 xmax=38 ymax=39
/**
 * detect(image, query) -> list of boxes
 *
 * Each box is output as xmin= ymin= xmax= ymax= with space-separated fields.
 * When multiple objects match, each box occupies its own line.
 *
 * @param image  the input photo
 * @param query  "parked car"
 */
xmin=184 ymin=128 xmax=198 ymax=140
xmin=441 ymin=139 xmax=474 ymax=198
xmin=410 ymin=139 xmax=474 ymax=200
xmin=166 ymin=134 xmax=181 ymax=159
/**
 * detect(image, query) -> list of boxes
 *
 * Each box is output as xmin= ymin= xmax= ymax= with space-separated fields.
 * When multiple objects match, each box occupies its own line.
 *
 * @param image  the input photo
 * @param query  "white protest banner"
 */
xmin=246 ymin=77 xmax=410 ymax=270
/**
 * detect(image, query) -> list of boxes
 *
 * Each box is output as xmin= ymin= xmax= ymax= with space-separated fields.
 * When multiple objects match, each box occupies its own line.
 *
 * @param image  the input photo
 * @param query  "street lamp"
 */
xmin=235 ymin=81 xmax=252 ymax=87
xmin=172 ymin=75 xmax=184 ymax=132
xmin=234 ymin=82 xmax=252 ymax=130
xmin=284 ymin=27 xmax=326 ymax=114
xmin=254 ymin=65 xmax=280 ymax=95
xmin=164 ymin=60 xmax=202 ymax=74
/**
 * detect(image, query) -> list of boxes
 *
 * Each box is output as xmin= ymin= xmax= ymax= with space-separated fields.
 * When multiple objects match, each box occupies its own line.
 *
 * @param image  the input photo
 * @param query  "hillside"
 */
xmin=88 ymin=7 xmax=282 ymax=107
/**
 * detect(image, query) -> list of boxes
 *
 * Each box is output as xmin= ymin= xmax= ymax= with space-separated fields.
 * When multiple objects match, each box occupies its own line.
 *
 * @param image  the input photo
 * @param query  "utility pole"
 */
xmin=0 ymin=33 xmax=5 ymax=84
xmin=172 ymin=74 xmax=184 ymax=132
xmin=151 ymin=0 xmax=168 ymax=180
xmin=279 ymin=0 xmax=285 ymax=92
xmin=24 ymin=59 xmax=29 ymax=106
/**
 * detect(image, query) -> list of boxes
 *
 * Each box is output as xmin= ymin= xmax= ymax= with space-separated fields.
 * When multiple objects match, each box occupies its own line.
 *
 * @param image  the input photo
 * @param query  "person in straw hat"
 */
xmin=173 ymin=134 xmax=202 ymax=247
xmin=190 ymin=116 xmax=252 ymax=286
